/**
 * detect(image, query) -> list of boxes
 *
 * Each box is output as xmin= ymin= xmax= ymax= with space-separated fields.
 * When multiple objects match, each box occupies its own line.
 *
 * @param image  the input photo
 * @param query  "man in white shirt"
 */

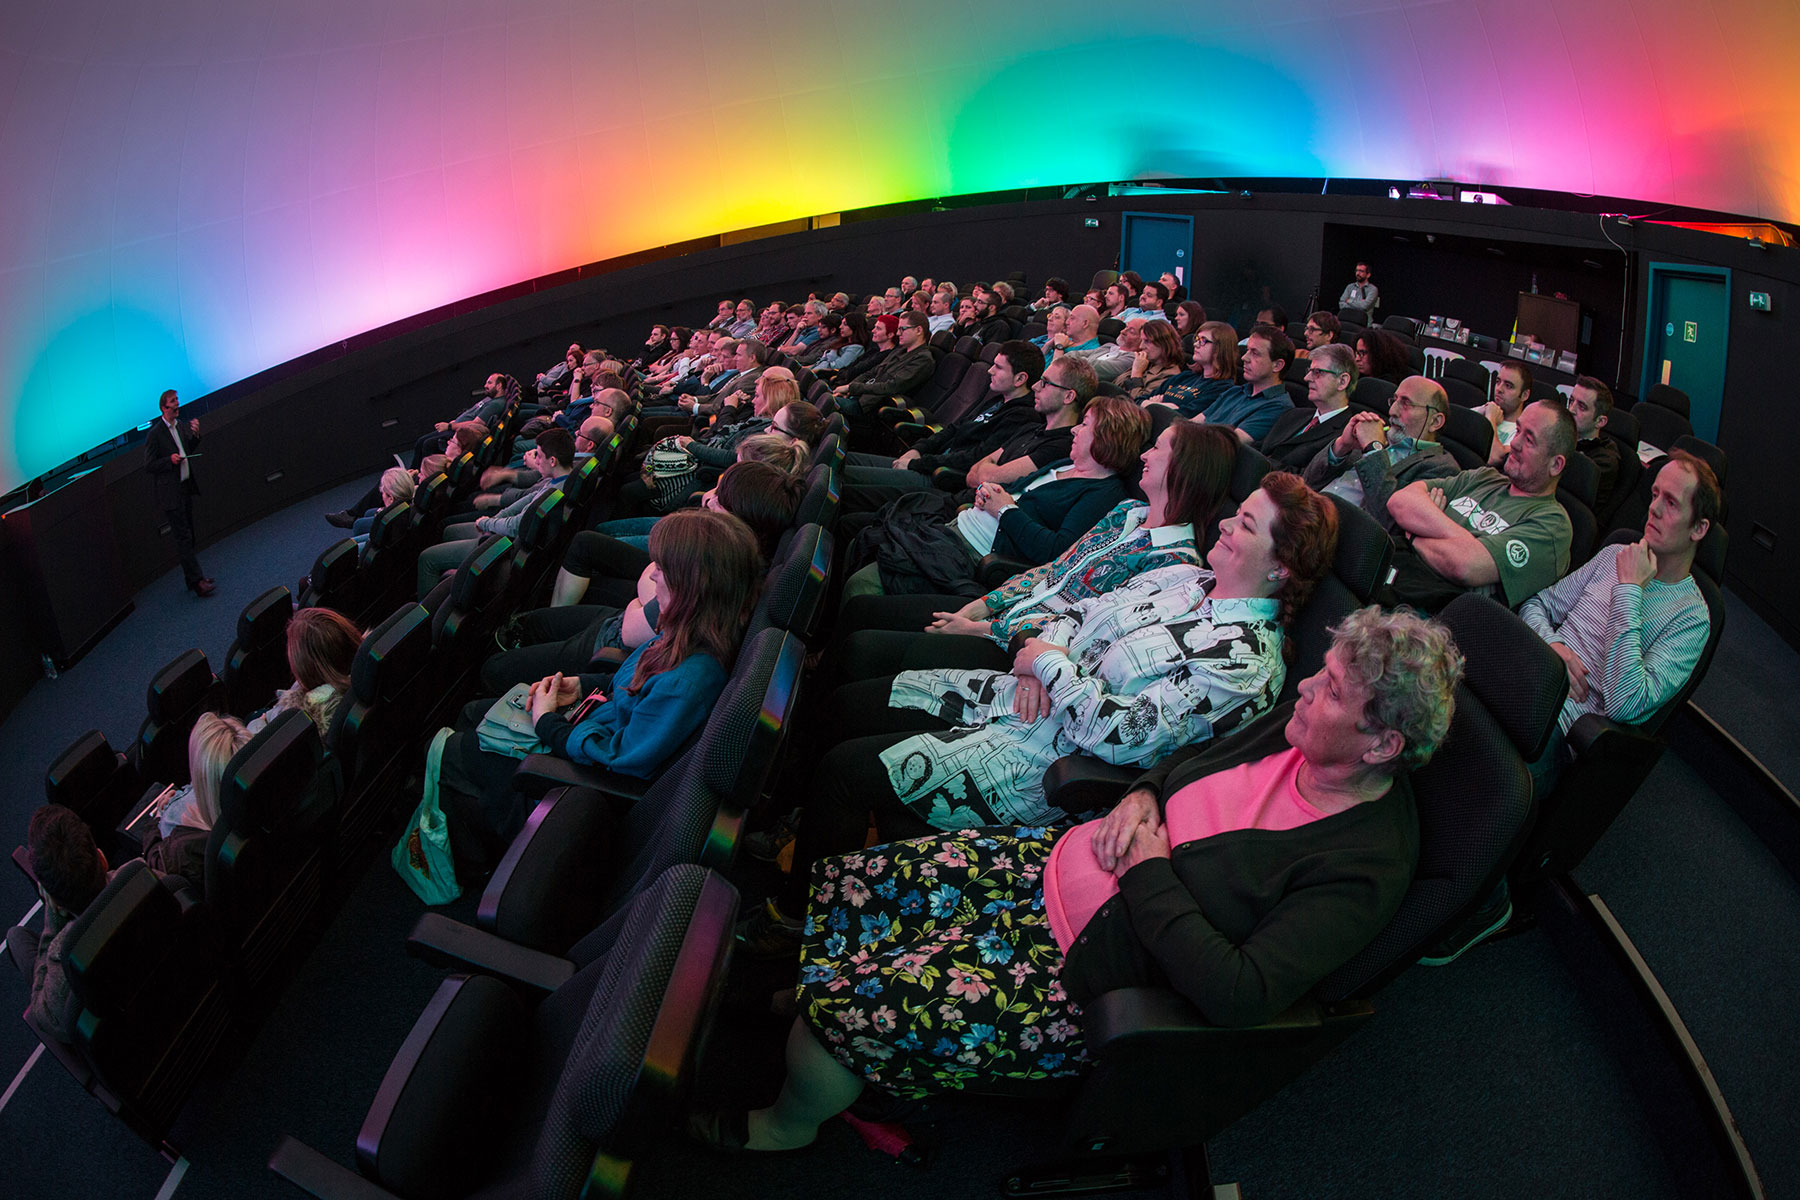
xmin=1480 ymin=361 xmax=1534 ymax=466
xmin=145 ymin=389 xmax=215 ymax=596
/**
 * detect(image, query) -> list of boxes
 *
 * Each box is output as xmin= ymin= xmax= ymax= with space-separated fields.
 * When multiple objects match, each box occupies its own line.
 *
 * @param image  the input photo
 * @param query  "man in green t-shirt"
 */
xmin=1384 ymin=399 xmax=1575 ymax=611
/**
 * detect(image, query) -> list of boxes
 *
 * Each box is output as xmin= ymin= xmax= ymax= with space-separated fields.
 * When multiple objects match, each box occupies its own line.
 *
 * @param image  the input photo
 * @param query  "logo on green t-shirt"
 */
xmin=1505 ymin=539 xmax=1530 ymax=568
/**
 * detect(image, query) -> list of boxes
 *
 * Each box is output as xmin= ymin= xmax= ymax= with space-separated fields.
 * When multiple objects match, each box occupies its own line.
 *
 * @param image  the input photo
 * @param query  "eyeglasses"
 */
xmin=1035 ymin=378 xmax=1075 ymax=394
xmin=1391 ymin=397 xmax=1443 ymax=416
xmin=1304 ymin=367 xmax=1346 ymax=378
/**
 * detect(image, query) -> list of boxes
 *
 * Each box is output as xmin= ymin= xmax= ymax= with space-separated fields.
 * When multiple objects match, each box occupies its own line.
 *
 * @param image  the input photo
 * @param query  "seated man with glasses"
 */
xmin=1303 ymin=376 xmax=1458 ymax=535
xmin=1298 ymin=311 xmax=1340 ymax=359
xmin=1257 ymin=343 xmax=1360 ymax=468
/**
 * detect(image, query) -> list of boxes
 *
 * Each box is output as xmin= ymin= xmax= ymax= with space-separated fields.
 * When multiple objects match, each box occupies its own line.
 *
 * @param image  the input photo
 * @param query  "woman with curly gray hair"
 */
xmin=694 ymin=606 xmax=1464 ymax=1151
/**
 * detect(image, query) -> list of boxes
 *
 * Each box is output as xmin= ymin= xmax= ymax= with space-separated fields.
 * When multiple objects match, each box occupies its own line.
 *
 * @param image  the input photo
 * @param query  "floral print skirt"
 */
xmin=796 ymin=828 xmax=1088 ymax=1098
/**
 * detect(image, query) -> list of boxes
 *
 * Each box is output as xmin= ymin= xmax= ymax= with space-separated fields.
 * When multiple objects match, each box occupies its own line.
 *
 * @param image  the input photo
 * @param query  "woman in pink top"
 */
xmin=692 ymin=609 xmax=1464 ymax=1151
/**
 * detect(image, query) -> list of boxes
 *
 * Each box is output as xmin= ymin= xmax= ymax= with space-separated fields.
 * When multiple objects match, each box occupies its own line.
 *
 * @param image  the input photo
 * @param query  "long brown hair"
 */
xmin=1199 ymin=320 xmax=1240 ymax=379
xmin=1260 ymin=472 xmax=1339 ymax=638
xmin=287 ymin=608 xmax=363 ymax=693
xmin=1160 ymin=421 xmax=1236 ymax=529
xmin=629 ymin=510 xmax=762 ymax=693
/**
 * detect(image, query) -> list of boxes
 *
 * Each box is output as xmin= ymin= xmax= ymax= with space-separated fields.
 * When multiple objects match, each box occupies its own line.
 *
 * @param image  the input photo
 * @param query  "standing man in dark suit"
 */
xmin=1255 ymin=342 xmax=1358 ymax=469
xmin=146 ymin=389 xmax=215 ymax=596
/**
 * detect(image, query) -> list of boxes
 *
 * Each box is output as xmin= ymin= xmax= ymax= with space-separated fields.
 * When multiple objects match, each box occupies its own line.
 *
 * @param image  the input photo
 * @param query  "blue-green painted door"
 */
xmin=1646 ymin=269 xmax=1729 ymax=442
xmin=1121 ymin=214 xmax=1193 ymax=289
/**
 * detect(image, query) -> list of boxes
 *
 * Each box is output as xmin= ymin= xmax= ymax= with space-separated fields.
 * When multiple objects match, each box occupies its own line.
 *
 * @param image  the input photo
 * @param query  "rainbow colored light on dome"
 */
xmin=5 ymin=0 xmax=1799 ymax=493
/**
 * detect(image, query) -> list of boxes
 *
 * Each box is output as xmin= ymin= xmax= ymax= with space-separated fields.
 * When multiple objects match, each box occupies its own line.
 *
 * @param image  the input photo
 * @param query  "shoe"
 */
xmin=325 ymin=509 xmax=358 ymax=529
xmin=1418 ymin=880 xmax=1512 ymax=966
xmin=745 ymin=811 xmax=800 ymax=863
xmin=735 ymin=898 xmax=804 ymax=961
xmin=192 ymin=578 xmax=217 ymax=597
xmin=494 ymin=615 xmax=526 ymax=653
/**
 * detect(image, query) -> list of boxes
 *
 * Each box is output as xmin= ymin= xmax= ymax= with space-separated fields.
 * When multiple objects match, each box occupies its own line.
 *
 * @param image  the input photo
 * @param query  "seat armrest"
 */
xmin=1565 ymin=711 xmax=1651 ymax=756
xmin=511 ymin=754 xmax=652 ymax=802
xmin=891 ymin=421 xmax=942 ymax=445
xmin=268 ymin=1137 xmax=399 ymax=1200
xmin=1084 ymin=987 xmax=1328 ymax=1051
xmin=406 ymin=913 xmax=575 ymax=995
xmin=976 ymin=553 xmax=1032 ymax=589
xmin=930 ymin=467 xmax=964 ymax=492
xmin=1042 ymin=755 xmax=1142 ymax=819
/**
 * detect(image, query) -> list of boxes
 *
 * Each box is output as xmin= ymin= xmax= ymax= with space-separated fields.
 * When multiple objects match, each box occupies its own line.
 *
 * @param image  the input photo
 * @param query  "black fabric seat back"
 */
xmin=810 ymin=431 xmax=845 ymax=475
xmin=1605 ymin=405 xmax=1640 ymax=448
xmin=356 ymin=867 xmax=734 ymax=1200
xmin=910 ymin=351 xmax=971 ymax=413
xmin=205 ymin=709 xmax=332 ymax=986
xmin=45 ymin=730 xmax=138 ymax=837
xmin=795 ymin=465 xmax=840 ymax=531
xmin=952 ymin=334 xmax=983 ymax=360
xmin=1316 ymin=594 xmax=1563 ymax=1003
xmin=431 ymin=535 xmax=514 ymax=647
xmin=333 ymin=603 xmax=434 ymax=856
xmin=1350 ymin=376 xmax=1395 ymax=412
xmin=1382 ymin=315 xmax=1420 ymax=339
xmin=1438 ymin=403 xmax=1494 ymax=469
xmin=412 ymin=471 xmax=454 ymax=540
xmin=1643 ymin=382 xmax=1690 ymax=417
xmin=746 ymin=526 xmax=831 ymax=643
xmin=1558 ymin=451 xmax=1597 ymax=509
xmin=1097 ymin=318 xmax=1124 ymax=343
xmin=930 ymin=329 xmax=954 ymax=352
xmin=1442 ymin=357 xmax=1491 ymax=396
xmin=1597 ymin=421 xmax=1642 ymax=528
xmin=928 ymin=369 xmax=995 ymax=431
xmin=1201 ymin=443 xmax=1273 ymax=552
xmin=223 ymin=586 xmax=294 ymax=718
xmin=299 ymin=539 xmax=360 ymax=613
xmin=1440 ymin=376 xmax=1486 ymax=411
xmin=1557 ymin=488 xmax=1598 ymax=570
xmin=58 ymin=860 xmax=231 ymax=1143
xmin=1634 ymin=402 xmax=1692 ymax=451
xmin=1325 ymin=494 xmax=1394 ymax=603
xmin=136 ymin=649 xmax=215 ymax=787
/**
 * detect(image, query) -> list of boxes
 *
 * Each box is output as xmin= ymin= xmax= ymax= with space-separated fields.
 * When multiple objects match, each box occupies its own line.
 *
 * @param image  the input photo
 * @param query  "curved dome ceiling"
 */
xmin=3 ymin=0 xmax=1795 ymax=492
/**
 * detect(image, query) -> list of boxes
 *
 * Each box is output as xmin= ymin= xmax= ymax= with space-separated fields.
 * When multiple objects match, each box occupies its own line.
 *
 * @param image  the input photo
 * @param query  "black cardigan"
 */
xmin=1058 ymin=708 xmax=1419 ymax=1028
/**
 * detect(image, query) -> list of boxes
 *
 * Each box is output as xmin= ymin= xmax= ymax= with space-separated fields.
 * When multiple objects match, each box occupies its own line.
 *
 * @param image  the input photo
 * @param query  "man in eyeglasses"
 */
xmin=1256 ymin=342 xmax=1359 ymax=469
xmin=1303 ymin=375 xmax=1457 ymax=534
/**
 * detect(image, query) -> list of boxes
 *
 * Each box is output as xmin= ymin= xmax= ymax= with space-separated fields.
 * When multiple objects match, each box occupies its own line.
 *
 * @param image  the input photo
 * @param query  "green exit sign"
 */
xmin=1749 ymin=291 xmax=1772 ymax=311
xmin=1684 ymin=321 xmax=1698 ymax=343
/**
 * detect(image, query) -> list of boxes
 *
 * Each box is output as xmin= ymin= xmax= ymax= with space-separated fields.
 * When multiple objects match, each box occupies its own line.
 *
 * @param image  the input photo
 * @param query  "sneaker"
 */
xmin=745 ymin=811 xmax=800 ymax=863
xmin=1418 ymin=880 xmax=1513 ymax=966
xmin=735 ymin=899 xmax=804 ymax=961
xmin=325 ymin=509 xmax=359 ymax=529
xmin=494 ymin=615 xmax=526 ymax=653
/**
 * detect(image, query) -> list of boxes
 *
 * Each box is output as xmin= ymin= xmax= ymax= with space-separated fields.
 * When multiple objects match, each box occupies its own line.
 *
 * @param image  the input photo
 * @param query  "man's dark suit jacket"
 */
xmin=145 ymin=418 xmax=201 ymax=510
xmin=1257 ymin=405 xmax=1353 ymax=471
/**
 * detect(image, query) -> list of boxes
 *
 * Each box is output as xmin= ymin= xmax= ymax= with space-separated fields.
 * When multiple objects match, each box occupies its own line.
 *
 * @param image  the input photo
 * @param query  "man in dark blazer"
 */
xmin=1256 ymin=342 xmax=1359 ymax=469
xmin=145 ymin=389 xmax=214 ymax=596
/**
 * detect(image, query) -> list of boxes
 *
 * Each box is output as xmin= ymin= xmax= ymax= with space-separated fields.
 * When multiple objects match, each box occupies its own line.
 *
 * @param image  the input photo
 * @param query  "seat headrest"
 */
xmin=352 ymin=603 xmax=432 ymax=702
xmin=1669 ymin=435 xmax=1728 ymax=489
xmin=1644 ymin=383 xmax=1690 ymax=417
xmin=1437 ymin=594 xmax=1568 ymax=763
xmin=146 ymin=649 xmax=212 ymax=720
xmin=65 ymin=861 xmax=181 ymax=1017
xmin=1325 ymin=495 xmax=1394 ymax=603
xmin=1558 ymin=451 xmax=1597 ymax=509
xmin=218 ymin=708 xmax=323 ymax=835
xmin=1439 ymin=403 xmax=1494 ymax=457
xmin=237 ymin=586 xmax=293 ymax=647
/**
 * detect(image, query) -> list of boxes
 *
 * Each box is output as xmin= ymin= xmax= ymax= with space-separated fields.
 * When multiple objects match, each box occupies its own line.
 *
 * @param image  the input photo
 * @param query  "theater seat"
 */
xmin=204 ymin=709 xmax=334 ymax=991
xmin=1438 ymin=403 xmax=1495 ymax=469
xmin=132 ymin=649 xmax=217 ymax=788
xmin=273 ymin=865 xmax=736 ymax=1200
xmin=486 ymin=630 xmax=798 ymax=956
xmin=1513 ymin=528 xmax=1727 ymax=884
xmin=1011 ymin=593 xmax=1562 ymax=1195
xmin=221 ymin=586 xmax=295 ymax=718
xmin=330 ymin=603 xmax=435 ymax=864
xmin=9 ymin=860 xmax=231 ymax=1152
xmin=298 ymin=539 xmax=361 ymax=615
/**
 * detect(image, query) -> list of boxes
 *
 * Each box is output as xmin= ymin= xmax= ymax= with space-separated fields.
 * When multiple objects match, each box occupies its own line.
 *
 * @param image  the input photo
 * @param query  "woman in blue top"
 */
xmin=436 ymin=508 xmax=763 ymax=872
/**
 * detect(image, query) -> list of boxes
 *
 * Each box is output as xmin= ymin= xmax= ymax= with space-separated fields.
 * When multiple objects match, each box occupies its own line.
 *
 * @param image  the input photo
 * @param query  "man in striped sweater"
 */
xmin=1518 ymin=448 xmax=1720 ymax=756
xmin=1421 ymin=449 xmax=1719 ymax=966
